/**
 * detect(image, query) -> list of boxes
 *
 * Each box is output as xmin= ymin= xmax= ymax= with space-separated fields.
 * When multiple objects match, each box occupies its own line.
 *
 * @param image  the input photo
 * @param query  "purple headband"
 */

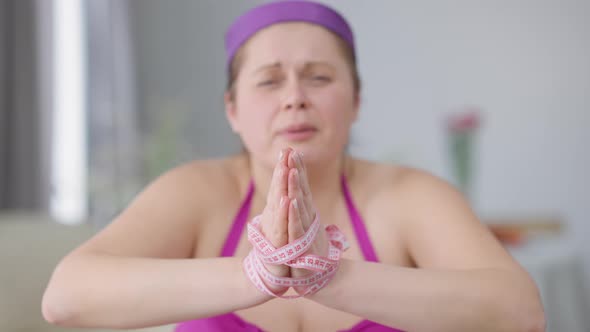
xmin=225 ymin=0 xmax=355 ymax=68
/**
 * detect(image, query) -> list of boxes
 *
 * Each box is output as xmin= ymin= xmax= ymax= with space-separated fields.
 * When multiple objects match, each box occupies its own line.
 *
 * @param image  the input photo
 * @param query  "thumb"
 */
xmin=288 ymin=198 xmax=306 ymax=243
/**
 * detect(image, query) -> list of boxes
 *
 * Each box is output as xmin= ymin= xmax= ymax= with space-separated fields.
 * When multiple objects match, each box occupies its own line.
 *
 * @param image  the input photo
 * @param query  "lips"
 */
xmin=280 ymin=124 xmax=317 ymax=134
xmin=278 ymin=123 xmax=317 ymax=141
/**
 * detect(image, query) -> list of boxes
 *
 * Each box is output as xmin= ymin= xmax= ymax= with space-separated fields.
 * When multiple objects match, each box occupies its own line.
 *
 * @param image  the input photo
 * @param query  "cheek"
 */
xmin=235 ymin=93 xmax=276 ymax=143
xmin=315 ymin=88 xmax=356 ymax=128
xmin=311 ymin=89 xmax=355 ymax=154
xmin=239 ymin=93 xmax=275 ymax=124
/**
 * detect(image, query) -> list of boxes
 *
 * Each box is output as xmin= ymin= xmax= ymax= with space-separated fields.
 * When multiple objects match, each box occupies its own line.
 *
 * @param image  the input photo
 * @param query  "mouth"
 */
xmin=278 ymin=124 xmax=318 ymax=141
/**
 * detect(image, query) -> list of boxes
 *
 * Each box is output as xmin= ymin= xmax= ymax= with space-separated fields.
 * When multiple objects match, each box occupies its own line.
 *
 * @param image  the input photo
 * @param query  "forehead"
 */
xmin=240 ymin=22 xmax=346 ymax=70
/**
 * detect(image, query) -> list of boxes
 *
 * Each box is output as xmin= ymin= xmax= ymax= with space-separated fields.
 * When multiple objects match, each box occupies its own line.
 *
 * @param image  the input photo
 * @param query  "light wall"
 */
xmin=130 ymin=0 xmax=590 ymax=297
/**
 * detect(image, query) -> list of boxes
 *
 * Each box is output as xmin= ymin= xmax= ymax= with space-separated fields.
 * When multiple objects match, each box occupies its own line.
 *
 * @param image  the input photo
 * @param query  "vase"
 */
xmin=449 ymin=131 xmax=474 ymax=199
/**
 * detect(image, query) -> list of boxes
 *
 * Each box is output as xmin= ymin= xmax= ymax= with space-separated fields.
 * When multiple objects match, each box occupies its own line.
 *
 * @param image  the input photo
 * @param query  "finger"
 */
xmin=287 ymin=149 xmax=297 ymax=169
xmin=290 ymin=167 xmax=311 ymax=230
xmin=280 ymin=147 xmax=293 ymax=169
xmin=271 ymin=194 xmax=289 ymax=247
xmin=288 ymin=150 xmax=305 ymax=220
xmin=288 ymin=168 xmax=307 ymax=224
xmin=288 ymin=198 xmax=306 ymax=242
xmin=294 ymin=153 xmax=315 ymax=222
xmin=289 ymin=168 xmax=308 ymax=219
xmin=266 ymin=163 xmax=281 ymax=211
xmin=288 ymin=167 xmax=297 ymax=200
xmin=295 ymin=152 xmax=313 ymax=199
xmin=268 ymin=149 xmax=288 ymax=211
xmin=277 ymin=149 xmax=289 ymax=205
xmin=293 ymin=169 xmax=311 ymax=225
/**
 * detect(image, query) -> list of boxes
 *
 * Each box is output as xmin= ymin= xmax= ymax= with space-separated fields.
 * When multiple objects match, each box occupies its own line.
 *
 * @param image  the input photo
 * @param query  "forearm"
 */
xmin=42 ymin=253 xmax=268 ymax=328
xmin=307 ymin=259 xmax=544 ymax=332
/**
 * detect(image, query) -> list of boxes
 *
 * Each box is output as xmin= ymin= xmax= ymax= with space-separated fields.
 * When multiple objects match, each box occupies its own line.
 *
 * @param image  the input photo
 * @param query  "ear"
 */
xmin=224 ymin=91 xmax=240 ymax=133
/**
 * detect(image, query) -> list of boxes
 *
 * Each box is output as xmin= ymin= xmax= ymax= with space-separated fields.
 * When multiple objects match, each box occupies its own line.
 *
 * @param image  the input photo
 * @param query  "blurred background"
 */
xmin=1 ymin=0 xmax=589 ymax=331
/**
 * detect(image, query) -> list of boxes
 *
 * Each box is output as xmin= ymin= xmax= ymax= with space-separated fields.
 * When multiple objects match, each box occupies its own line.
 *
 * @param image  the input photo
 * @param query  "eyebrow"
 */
xmin=251 ymin=61 xmax=335 ymax=75
xmin=252 ymin=62 xmax=281 ymax=75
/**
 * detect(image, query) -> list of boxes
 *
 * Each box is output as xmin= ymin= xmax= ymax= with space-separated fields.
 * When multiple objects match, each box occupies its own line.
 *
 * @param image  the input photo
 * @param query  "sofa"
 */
xmin=0 ymin=212 xmax=174 ymax=332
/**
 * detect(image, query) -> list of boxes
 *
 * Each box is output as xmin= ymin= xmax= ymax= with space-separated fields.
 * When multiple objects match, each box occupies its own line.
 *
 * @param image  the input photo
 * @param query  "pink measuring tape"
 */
xmin=243 ymin=214 xmax=350 ymax=299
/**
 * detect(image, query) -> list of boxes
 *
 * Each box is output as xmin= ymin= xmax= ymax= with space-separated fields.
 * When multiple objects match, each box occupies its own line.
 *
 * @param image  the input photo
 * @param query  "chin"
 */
xmin=269 ymin=139 xmax=344 ymax=165
xmin=291 ymin=147 xmax=334 ymax=166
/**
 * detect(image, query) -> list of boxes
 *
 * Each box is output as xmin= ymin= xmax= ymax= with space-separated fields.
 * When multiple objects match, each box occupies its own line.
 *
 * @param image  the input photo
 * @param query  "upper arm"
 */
xmin=72 ymin=163 xmax=216 ymax=259
xmin=397 ymin=169 xmax=521 ymax=271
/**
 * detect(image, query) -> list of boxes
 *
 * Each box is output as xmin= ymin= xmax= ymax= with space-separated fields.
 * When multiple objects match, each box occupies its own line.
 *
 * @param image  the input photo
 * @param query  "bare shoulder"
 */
xmin=351 ymin=157 xmax=450 ymax=193
xmin=350 ymin=158 xmax=517 ymax=270
xmin=130 ymin=154 xmax=251 ymax=228
xmin=161 ymin=156 xmax=244 ymax=204
xmin=122 ymin=156 xmax=243 ymax=220
xmin=348 ymin=158 xmax=436 ymax=210
xmin=73 ymin=155 xmax=246 ymax=259
xmin=347 ymin=158 xmax=437 ymax=234
xmin=350 ymin=157 xmax=466 ymax=218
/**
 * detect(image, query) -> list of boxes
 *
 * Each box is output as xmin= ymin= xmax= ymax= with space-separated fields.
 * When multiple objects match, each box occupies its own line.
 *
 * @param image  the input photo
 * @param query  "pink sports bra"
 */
xmin=175 ymin=175 xmax=403 ymax=332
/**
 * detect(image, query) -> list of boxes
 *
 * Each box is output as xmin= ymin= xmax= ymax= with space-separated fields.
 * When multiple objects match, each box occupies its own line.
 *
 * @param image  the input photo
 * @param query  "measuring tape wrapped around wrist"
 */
xmin=242 ymin=213 xmax=349 ymax=299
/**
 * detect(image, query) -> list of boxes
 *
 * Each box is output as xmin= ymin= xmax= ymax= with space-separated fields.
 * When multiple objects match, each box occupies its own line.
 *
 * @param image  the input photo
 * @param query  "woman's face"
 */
xmin=225 ymin=22 xmax=359 ymax=168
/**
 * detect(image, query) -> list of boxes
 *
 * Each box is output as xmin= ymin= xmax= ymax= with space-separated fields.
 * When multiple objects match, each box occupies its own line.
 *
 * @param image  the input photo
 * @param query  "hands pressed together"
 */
xmin=245 ymin=147 xmax=343 ymax=298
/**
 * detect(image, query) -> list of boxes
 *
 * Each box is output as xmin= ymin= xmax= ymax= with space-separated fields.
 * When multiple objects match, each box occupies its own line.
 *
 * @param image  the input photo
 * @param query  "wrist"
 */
xmin=236 ymin=257 xmax=274 ymax=304
xmin=304 ymin=258 xmax=349 ymax=301
xmin=243 ymin=213 xmax=348 ymax=299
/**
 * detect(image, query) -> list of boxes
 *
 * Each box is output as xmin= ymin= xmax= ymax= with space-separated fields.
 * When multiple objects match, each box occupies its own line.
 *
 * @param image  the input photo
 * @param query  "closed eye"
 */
xmin=307 ymin=75 xmax=332 ymax=86
xmin=257 ymin=80 xmax=277 ymax=87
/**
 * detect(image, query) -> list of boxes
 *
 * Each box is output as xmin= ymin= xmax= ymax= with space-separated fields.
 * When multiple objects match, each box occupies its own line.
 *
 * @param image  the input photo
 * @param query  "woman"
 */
xmin=42 ymin=1 xmax=545 ymax=331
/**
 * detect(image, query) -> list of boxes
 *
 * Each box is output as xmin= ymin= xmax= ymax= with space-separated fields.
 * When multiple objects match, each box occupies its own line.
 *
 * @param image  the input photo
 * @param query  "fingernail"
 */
xmin=278 ymin=150 xmax=283 ymax=162
xmin=280 ymin=196 xmax=285 ymax=207
xmin=293 ymin=198 xmax=298 ymax=209
xmin=297 ymin=152 xmax=304 ymax=167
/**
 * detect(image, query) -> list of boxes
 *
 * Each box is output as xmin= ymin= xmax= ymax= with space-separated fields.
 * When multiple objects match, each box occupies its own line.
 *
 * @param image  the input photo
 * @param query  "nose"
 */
xmin=282 ymin=80 xmax=309 ymax=111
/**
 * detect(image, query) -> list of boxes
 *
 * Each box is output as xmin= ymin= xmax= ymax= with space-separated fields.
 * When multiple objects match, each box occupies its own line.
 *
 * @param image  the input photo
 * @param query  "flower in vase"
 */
xmin=446 ymin=108 xmax=482 ymax=198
